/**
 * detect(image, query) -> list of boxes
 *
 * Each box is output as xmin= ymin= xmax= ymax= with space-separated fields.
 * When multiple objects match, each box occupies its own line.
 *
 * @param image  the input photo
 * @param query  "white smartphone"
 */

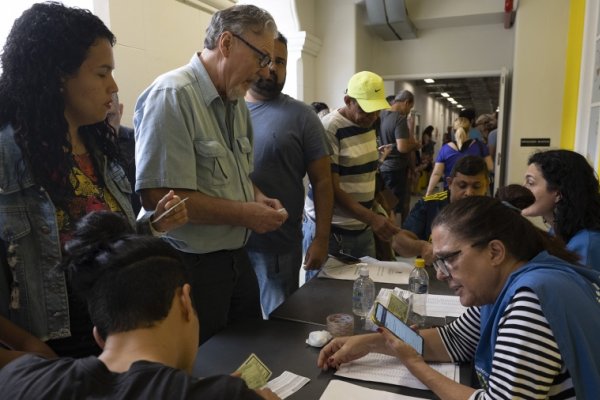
xmin=371 ymin=302 xmax=424 ymax=355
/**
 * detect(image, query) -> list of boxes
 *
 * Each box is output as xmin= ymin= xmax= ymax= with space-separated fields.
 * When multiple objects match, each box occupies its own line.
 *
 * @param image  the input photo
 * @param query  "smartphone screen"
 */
xmin=373 ymin=303 xmax=424 ymax=355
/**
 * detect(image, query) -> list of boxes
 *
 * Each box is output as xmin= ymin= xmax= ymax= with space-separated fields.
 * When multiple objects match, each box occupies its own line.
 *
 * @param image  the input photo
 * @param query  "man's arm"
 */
xmin=396 ymin=137 xmax=421 ymax=153
xmin=141 ymin=188 xmax=286 ymax=234
xmin=392 ymin=231 xmax=433 ymax=264
xmin=331 ymin=173 xmax=399 ymax=241
xmin=393 ymin=199 xmax=434 ymax=263
xmin=304 ymin=156 xmax=333 ymax=269
xmin=0 ymin=316 xmax=56 ymax=368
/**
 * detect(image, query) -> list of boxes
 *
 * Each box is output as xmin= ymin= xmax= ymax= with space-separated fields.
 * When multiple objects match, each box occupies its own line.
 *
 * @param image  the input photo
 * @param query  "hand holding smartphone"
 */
xmin=371 ymin=302 xmax=424 ymax=355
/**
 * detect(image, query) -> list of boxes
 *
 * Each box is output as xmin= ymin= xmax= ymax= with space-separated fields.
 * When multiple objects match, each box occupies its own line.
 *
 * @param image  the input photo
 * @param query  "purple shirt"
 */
xmin=435 ymin=139 xmax=489 ymax=180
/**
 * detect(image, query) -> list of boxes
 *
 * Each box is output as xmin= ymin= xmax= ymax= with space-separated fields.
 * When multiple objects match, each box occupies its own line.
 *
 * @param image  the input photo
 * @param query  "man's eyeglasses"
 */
xmin=231 ymin=32 xmax=271 ymax=68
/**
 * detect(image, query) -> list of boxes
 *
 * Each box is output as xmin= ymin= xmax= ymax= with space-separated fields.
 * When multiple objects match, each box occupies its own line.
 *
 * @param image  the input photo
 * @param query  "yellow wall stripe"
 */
xmin=561 ymin=0 xmax=585 ymax=149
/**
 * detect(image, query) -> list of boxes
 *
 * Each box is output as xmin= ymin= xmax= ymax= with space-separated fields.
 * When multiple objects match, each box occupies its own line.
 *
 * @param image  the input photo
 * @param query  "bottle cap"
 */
xmin=415 ymin=258 xmax=425 ymax=268
xmin=358 ymin=263 xmax=369 ymax=276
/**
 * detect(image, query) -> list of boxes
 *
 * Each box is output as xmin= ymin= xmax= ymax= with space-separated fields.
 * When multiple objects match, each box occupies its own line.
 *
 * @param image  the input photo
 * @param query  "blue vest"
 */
xmin=475 ymin=251 xmax=600 ymax=398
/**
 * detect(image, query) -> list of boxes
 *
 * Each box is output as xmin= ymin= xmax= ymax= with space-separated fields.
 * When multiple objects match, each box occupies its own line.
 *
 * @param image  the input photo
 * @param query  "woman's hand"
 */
xmin=378 ymin=327 xmax=424 ymax=367
xmin=150 ymin=190 xmax=188 ymax=232
xmin=317 ymin=334 xmax=382 ymax=370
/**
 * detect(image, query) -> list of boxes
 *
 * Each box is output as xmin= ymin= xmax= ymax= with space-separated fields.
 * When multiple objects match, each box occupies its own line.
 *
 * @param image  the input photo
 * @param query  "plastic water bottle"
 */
xmin=352 ymin=264 xmax=375 ymax=317
xmin=409 ymin=258 xmax=429 ymax=327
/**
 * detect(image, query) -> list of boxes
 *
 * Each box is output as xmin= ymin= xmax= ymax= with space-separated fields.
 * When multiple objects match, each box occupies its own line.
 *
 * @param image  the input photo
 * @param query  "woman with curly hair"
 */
xmin=0 ymin=2 xmax=187 ymax=357
xmin=522 ymin=149 xmax=600 ymax=269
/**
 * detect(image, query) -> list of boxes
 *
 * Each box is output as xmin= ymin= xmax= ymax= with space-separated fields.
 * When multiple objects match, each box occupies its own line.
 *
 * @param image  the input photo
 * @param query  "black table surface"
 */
xmin=193 ymin=318 xmax=470 ymax=400
xmin=270 ymin=265 xmax=454 ymax=328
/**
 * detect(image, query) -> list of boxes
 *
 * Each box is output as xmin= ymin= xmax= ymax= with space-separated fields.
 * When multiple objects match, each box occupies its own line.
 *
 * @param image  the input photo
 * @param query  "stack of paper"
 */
xmin=320 ymin=380 xmax=426 ymax=400
xmin=319 ymin=256 xmax=413 ymax=284
xmin=334 ymin=353 xmax=459 ymax=390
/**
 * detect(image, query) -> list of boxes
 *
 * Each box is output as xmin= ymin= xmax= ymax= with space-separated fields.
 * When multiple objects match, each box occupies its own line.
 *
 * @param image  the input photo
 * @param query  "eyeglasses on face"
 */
xmin=432 ymin=250 xmax=462 ymax=278
xmin=432 ymin=239 xmax=489 ymax=278
xmin=231 ymin=32 xmax=271 ymax=68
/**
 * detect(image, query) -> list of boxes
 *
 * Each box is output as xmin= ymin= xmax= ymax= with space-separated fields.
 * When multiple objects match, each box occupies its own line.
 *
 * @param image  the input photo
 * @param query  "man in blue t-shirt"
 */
xmin=392 ymin=156 xmax=489 ymax=263
xmin=245 ymin=32 xmax=333 ymax=317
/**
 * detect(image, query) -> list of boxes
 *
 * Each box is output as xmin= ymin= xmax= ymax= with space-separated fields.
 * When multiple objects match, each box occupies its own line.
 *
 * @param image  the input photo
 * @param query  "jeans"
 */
xmin=247 ymin=245 xmax=302 ymax=318
xmin=177 ymin=248 xmax=261 ymax=345
xmin=302 ymin=217 xmax=376 ymax=282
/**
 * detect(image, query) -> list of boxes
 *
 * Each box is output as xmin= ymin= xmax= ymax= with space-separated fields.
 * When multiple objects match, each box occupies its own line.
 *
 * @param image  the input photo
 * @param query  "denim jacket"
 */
xmin=0 ymin=124 xmax=136 ymax=340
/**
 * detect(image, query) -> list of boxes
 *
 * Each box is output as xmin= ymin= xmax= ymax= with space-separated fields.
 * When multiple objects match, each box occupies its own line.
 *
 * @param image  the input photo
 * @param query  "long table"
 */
xmin=270 ymin=267 xmax=453 ymax=328
xmin=193 ymin=318 xmax=470 ymax=400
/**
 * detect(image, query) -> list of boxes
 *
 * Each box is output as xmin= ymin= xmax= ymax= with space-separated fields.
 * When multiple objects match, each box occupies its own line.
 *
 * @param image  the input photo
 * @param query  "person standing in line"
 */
xmin=303 ymin=71 xmax=400 ymax=280
xmin=134 ymin=4 xmax=288 ymax=343
xmin=0 ymin=2 xmax=186 ymax=358
xmin=378 ymin=90 xmax=421 ymax=225
xmin=245 ymin=32 xmax=333 ymax=317
xmin=425 ymin=117 xmax=492 ymax=196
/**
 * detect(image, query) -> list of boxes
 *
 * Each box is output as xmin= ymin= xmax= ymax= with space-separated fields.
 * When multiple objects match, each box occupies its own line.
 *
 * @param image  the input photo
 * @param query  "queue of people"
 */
xmin=0 ymin=2 xmax=599 ymax=399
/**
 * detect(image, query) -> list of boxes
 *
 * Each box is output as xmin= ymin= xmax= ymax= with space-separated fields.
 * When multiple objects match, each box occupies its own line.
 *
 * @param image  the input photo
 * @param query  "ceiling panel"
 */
xmin=413 ymin=76 xmax=500 ymax=115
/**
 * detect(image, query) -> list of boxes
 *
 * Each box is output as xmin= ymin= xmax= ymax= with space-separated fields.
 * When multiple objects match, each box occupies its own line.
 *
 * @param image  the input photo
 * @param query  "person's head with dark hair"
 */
xmin=459 ymin=108 xmax=476 ymax=123
xmin=522 ymin=150 xmax=600 ymax=242
xmin=0 ymin=1 xmax=119 ymax=205
xmin=311 ymin=102 xmax=329 ymax=114
xmin=495 ymin=184 xmax=535 ymax=211
xmin=61 ymin=211 xmax=198 ymax=371
xmin=431 ymin=196 xmax=579 ymax=306
xmin=248 ymin=31 xmax=287 ymax=101
xmin=422 ymin=125 xmax=434 ymax=137
xmin=391 ymin=90 xmax=414 ymax=116
xmin=447 ymin=155 xmax=489 ymax=203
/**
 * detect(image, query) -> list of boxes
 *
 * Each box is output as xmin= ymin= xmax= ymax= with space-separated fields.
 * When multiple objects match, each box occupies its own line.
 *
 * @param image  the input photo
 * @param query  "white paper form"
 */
xmin=264 ymin=371 xmax=310 ymax=399
xmin=319 ymin=256 xmax=413 ymax=284
xmin=334 ymin=353 xmax=459 ymax=390
xmin=426 ymin=294 xmax=467 ymax=318
xmin=320 ymin=380 xmax=425 ymax=400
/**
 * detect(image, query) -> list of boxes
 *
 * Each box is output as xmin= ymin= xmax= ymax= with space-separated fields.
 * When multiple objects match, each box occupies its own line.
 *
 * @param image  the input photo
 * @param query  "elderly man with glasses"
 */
xmin=134 ymin=4 xmax=287 ymax=344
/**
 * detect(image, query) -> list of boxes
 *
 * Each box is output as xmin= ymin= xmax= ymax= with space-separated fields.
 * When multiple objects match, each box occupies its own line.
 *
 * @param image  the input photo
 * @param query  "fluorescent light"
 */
xmin=457 ymin=104 xmax=463 ymax=108
xmin=448 ymin=97 xmax=456 ymax=103
xmin=441 ymin=92 xmax=449 ymax=97
xmin=424 ymin=78 xmax=435 ymax=83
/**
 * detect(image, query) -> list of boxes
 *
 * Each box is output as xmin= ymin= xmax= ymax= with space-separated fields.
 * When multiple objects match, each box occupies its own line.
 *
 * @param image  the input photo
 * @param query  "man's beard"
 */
xmin=252 ymin=72 xmax=284 ymax=99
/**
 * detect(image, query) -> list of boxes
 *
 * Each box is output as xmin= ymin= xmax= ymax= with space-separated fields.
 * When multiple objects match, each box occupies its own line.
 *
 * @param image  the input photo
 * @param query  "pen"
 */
xmin=152 ymin=197 xmax=189 ymax=223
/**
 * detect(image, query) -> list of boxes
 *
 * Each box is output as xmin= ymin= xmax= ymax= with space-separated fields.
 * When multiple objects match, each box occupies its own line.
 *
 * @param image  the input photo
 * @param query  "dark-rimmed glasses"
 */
xmin=432 ymin=250 xmax=462 ymax=278
xmin=432 ymin=240 xmax=489 ymax=278
xmin=231 ymin=32 xmax=271 ymax=68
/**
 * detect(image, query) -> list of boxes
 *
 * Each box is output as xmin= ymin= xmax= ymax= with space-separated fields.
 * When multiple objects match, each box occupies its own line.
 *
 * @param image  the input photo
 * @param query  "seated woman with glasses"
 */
xmin=318 ymin=196 xmax=600 ymax=399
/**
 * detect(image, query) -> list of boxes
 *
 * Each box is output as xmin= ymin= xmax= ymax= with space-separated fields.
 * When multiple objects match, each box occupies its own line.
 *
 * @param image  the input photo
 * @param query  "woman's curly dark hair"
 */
xmin=528 ymin=150 xmax=600 ymax=242
xmin=0 ymin=2 xmax=118 ymax=203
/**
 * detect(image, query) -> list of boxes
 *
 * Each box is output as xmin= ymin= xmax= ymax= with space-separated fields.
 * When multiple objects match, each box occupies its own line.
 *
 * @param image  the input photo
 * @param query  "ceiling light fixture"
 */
xmin=424 ymin=78 xmax=435 ymax=83
xmin=441 ymin=92 xmax=449 ymax=97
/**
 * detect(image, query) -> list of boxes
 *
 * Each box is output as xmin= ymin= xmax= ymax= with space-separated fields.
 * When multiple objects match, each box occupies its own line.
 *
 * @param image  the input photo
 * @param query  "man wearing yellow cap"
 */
xmin=303 ymin=71 xmax=400 ymax=279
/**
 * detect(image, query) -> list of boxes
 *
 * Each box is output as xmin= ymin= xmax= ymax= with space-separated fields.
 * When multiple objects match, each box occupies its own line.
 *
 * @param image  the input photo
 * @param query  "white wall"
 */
xmin=504 ymin=0 xmax=571 ymax=185
xmin=107 ymin=0 xmax=212 ymax=126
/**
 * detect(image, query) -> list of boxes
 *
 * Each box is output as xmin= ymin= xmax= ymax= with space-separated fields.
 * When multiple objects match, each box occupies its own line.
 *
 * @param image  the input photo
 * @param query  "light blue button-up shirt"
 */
xmin=134 ymin=54 xmax=255 ymax=254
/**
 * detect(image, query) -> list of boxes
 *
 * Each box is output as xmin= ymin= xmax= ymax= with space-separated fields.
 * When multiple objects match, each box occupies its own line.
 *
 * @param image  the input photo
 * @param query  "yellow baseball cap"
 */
xmin=346 ymin=71 xmax=390 ymax=113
